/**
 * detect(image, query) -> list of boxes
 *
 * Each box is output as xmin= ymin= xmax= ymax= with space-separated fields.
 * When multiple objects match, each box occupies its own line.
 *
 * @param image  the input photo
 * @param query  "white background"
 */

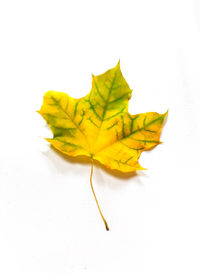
xmin=0 ymin=0 xmax=200 ymax=272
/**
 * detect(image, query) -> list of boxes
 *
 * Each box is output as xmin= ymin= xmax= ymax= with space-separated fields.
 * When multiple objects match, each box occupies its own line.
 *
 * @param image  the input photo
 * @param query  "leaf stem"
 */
xmin=90 ymin=159 xmax=109 ymax=231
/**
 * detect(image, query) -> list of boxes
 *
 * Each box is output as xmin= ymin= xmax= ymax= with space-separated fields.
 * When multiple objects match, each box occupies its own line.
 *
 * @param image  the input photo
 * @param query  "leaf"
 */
xmin=38 ymin=62 xmax=167 ymax=230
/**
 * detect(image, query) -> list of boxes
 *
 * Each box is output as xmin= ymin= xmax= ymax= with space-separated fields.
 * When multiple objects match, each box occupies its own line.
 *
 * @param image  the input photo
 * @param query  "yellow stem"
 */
xmin=90 ymin=159 xmax=109 ymax=231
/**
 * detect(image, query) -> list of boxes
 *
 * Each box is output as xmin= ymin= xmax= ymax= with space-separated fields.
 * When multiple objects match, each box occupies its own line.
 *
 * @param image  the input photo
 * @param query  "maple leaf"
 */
xmin=38 ymin=62 xmax=167 ymax=230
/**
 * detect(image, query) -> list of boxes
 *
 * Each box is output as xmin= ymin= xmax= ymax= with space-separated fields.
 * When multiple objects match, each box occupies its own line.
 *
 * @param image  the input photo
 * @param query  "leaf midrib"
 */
xmin=92 ymin=70 xmax=118 ymax=153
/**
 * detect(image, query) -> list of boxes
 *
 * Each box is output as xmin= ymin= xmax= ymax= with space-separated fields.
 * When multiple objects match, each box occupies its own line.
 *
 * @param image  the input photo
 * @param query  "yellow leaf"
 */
xmin=38 ymin=62 xmax=167 ymax=230
xmin=38 ymin=62 xmax=167 ymax=172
